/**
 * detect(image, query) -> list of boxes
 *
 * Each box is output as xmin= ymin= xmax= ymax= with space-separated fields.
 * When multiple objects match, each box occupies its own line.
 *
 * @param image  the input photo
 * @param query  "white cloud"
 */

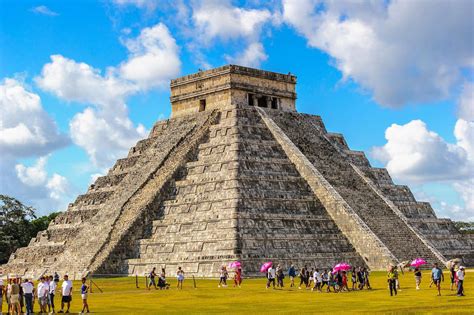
xmin=31 ymin=5 xmax=59 ymax=16
xmin=15 ymin=156 xmax=48 ymax=186
xmin=36 ymin=55 xmax=136 ymax=108
xmin=70 ymin=107 xmax=146 ymax=168
xmin=225 ymin=42 xmax=268 ymax=68
xmin=112 ymin=0 xmax=158 ymax=11
xmin=192 ymin=0 xmax=271 ymax=44
xmin=372 ymin=119 xmax=472 ymax=182
xmin=282 ymin=0 xmax=474 ymax=107
xmin=458 ymin=82 xmax=474 ymax=121
xmin=0 ymin=78 xmax=69 ymax=158
xmin=119 ymin=23 xmax=181 ymax=89
xmin=46 ymin=173 xmax=70 ymax=200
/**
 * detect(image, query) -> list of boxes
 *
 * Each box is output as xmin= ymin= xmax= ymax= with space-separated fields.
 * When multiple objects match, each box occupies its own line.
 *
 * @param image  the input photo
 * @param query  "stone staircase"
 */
xmin=263 ymin=109 xmax=446 ymax=268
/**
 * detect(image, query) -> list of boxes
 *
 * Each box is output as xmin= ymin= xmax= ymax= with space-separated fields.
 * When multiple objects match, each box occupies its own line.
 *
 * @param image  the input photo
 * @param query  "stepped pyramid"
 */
xmin=4 ymin=65 xmax=473 ymax=279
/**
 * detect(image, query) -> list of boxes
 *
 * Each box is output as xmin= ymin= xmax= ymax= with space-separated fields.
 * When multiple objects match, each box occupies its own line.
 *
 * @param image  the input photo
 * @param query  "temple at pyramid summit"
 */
xmin=4 ymin=65 xmax=473 ymax=279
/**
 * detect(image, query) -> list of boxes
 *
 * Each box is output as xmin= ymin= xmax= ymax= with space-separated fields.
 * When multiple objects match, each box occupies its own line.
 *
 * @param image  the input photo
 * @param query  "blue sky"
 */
xmin=0 ymin=0 xmax=473 ymax=220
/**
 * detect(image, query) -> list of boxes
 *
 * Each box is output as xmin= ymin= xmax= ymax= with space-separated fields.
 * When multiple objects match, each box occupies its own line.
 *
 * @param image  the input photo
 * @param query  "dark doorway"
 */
xmin=248 ymin=93 xmax=255 ymax=106
xmin=199 ymin=99 xmax=206 ymax=112
xmin=271 ymin=98 xmax=278 ymax=109
xmin=257 ymin=96 xmax=267 ymax=108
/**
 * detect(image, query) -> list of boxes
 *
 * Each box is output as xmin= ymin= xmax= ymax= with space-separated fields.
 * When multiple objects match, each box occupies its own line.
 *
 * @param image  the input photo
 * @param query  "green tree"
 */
xmin=0 ymin=195 xmax=61 ymax=264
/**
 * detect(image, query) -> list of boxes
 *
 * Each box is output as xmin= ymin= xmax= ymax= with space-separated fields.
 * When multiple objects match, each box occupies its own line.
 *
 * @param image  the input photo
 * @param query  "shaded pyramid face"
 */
xmin=4 ymin=66 xmax=473 ymax=279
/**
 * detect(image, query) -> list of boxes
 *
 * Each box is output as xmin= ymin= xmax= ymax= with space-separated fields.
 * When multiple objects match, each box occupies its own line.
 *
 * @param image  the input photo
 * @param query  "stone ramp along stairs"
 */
xmin=3 ymin=65 xmax=472 ymax=278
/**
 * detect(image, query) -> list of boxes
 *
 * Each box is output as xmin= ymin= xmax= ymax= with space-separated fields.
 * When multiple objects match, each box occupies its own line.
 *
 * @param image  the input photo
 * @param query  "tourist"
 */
xmin=387 ymin=266 xmax=397 ymax=296
xmin=431 ymin=263 xmax=444 ymax=296
xmin=54 ymin=272 xmax=60 ymax=283
xmin=21 ymin=279 xmax=34 ymax=314
xmin=158 ymin=268 xmax=169 ymax=290
xmin=59 ymin=274 xmax=73 ymax=313
xmin=234 ymin=267 xmax=242 ymax=288
xmin=450 ymin=263 xmax=458 ymax=291
xmin=266 ymin=264 xmax=276 ymax=289
xmin=18 ymin=278 xmax=24 ymax=313
xmin=10 ymin=278 xmax=21 ymax=314
xmin=351 ymin=268 xmax=357 ymax=290
xmin=357 ymin=267 xmax=365 ymax=290
xmin=49 ymin=275 xmax=56 ymax=313
xmin=37 ymin=277 xmax=48 ymax=313
xmin=457 ymin=266 xmax=465 ymax=297
xmin=414 ymin=267 xmax=422 ymax=290
xmin=218 ymin=266 xmax=228 ymax=288
xmin=276 ymin=264 xmax=284 ymax=288
xmin=149 ymin=267 xmax=157 ymax=290
xmin=321 ymin=270 xmax=329 ymax=291
xmin=312 ymin=269 xmax=322 ymax=292
xmin=393 ymin=266 xmax=400 ymax=290
xmin=288 ymin=264 xmax=296 ymax=287
xmin=364 ymin=268 xmax=372 ymax=289
xmin=81 ymin=277 xmax=90 ymax=313
xmin=176 ymin=267 xmax=185 ymax=289
xmin=341 ymin=271 xmax=349 ymax=291
xmin=298 ymin=265 xmax=307 ymax=289
xmin=308 ymin=268 xmax=314 ymax=288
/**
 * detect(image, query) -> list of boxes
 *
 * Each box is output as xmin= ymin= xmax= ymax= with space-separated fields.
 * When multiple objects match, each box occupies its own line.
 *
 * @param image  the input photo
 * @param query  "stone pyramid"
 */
xmin=4 ymin=65 xmax=473 ymax=279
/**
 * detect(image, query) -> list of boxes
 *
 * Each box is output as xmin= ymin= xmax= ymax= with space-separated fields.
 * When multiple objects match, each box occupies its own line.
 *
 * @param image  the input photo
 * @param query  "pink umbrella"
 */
xmin=410 ymin=258 xmax=427 ymax=267
xmin=333 ymin=262 xmax=351 ymax=273
xmin=228 ymin=261 xmax=241 ymax=269
xmin=260 ymin=262 xmax=272 ymax=273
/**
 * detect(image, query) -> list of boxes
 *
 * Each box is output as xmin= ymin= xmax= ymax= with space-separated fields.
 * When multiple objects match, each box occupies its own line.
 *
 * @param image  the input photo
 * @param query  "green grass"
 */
xmin=2 ymin=271 xmax=472 ymax=314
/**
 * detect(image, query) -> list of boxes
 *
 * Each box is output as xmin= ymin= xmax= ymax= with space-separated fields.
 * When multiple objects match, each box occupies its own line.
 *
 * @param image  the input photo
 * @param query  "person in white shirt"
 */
xmin=457 ymin=266 xmax=465 ymax=297
xmin=59 ymin=275 xmax=73 ymax=313
xmin=37 ymin=277 xmax=48 ymax=313
xmin=266 ymin=265 xmax=276 ymax=289
xmin=312 ymin=269 xmax=322 ymax=292
xmin=48 ymin=275 xmax=57 ymax=313
xmin=21 ymin=279 xmax=34 ymax=314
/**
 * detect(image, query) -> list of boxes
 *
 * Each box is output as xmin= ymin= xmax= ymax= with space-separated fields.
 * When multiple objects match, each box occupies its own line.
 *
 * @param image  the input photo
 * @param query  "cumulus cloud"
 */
xmin=31 ymin=5 xmax=59 ymax=16
xmin=119 ymin=23 xmax=181 ymax=89
xmin=69 ymin=107 xmax=146 ymax=168
xmin=282 ymin=0 xmax=474 ymax=107
xmin=0 ymin=78 xmax=69 ymax=158
xmin=225 ymin=42 xmax=268 ymax=68
xmin=192 ymin=0 xmax=271 ymax=43
xmin=36 ymin=55 xmax=136 ymax=108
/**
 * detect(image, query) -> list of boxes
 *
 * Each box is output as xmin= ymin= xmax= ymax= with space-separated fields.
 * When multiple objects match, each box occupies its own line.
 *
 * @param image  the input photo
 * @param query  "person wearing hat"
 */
xmin=456 ymin=266 xmax=465 ymax=297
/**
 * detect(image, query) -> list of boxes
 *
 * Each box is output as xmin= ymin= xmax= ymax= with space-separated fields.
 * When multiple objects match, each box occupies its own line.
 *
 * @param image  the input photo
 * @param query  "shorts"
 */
xmin=433 ymin=279 xmax=441 ymax=286
xmin=10 ymin=294 xmax=20 ymax=305
xmin=81 ymin=293 xmax=88 ymax=300
xmin=39 ymin=296 xmax=48 ymax=306
xmin=62 ymin=295 xmax=72 ymax=303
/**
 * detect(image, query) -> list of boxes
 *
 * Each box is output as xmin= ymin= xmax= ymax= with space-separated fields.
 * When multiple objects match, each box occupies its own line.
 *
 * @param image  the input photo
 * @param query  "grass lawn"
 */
xmin=1 ymin=270 xmax=472 ymax=314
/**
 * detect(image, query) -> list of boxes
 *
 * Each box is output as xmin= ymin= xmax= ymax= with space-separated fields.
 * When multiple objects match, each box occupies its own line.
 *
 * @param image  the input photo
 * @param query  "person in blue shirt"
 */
xmin=288 ymin=264 xmax=296 ymax=287
xmin=81 ymin=278 xmax=90 ymax=313
xmin=431 ymin=263 xmax=444 ymax=296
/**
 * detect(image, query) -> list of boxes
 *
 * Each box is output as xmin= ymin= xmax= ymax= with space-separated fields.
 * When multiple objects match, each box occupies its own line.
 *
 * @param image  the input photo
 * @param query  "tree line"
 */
xmin=0 ymin=195 xmax=61 ymax=264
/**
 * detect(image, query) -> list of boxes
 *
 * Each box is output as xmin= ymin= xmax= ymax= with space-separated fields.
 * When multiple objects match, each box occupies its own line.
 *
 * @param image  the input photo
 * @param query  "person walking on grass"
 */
xmin=37 ymin=277 xmax=48 ymax=314
xmin=58 ymin=274 xmax=72 ymax=313
xmin=276 ymin=264 xmax=284 ymax=288
xmin=288 ymin=264 xmax=296 ymax=287
xmin=234 ymin=267 xmax=242 ymax=288
xmin=149 ymin=267 xmax=158 ymax=290
xmin=457 ymin=266 xmax=465 ymax=297
xmin=159 ymin=268 xmax=169 ymax=290
xmin=266 ymin=264 xmax=276 ymax=289
xmin=450 ymin=263 xmax=458 ymax=291
xmin=9 ymin=278 xmax=21 ymax=315
xmin=357 ymin=267 xmax=365 ymax=290
xmin=312 ymin=269 xmax=322 ymax=292
xmin=414 ymin=267 xmax=422 ymax=290
xmin=387 ymin=266 xmax=397 ymax=296
xmin=351 ymin=268 xmax=357 ymax=290
xmin=177 ymin=267 xmax=185 ymax=289
xmin=431 ymin=263 xmax=444 ymax=296
xmin=21 ymin=279 xmax=33 ymax=314
xmin=49 ymin=275 xmax=56 ymax=313
xmin=364 ymin=268 xmax=372 ymax=289
xmin=81 ymin=277 xmax=90 ymax=313
xmin=218 ymin=266 xmax=228 ymax=288
xmin=321 ymin=270 xmax=329 ymax=291
xmin=298 ymin=265 xmax=307 ymax=289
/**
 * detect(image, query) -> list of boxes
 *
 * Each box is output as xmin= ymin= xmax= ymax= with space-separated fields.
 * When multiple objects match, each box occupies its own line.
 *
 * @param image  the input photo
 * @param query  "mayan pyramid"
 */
xmin=4 ymin=65 xmax=473 ymax=279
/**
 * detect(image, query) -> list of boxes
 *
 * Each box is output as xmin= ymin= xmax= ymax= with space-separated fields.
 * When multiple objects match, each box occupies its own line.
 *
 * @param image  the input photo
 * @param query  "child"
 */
xmin=81 ymin=278 xmax=90 ymax=313
xmin=177 ymin=267 xmax=185 ymax=289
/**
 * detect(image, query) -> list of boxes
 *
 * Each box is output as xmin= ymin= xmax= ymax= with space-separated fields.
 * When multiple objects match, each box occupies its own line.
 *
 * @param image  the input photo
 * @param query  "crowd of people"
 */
xmin=263 ymin=263 xmax=371 ymax=292
xmin=0 ymin=273 xmax=89 ymax=314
